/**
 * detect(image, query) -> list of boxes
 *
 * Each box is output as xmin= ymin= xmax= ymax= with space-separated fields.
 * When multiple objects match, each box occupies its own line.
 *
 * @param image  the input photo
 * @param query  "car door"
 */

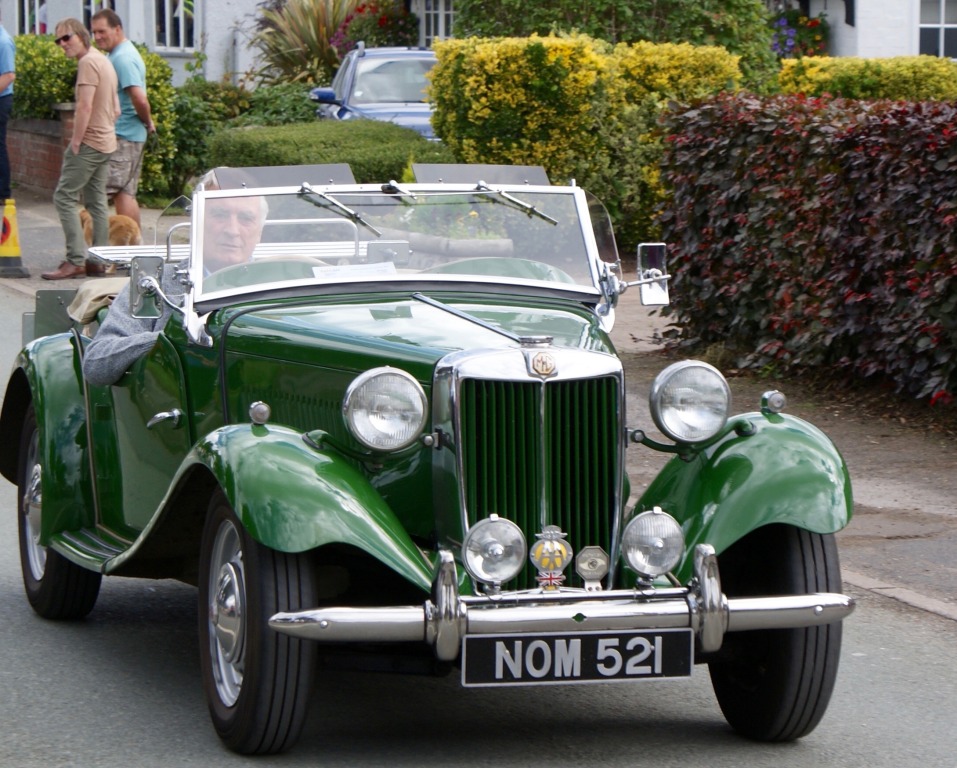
xmin=88 ymin=334 xmax=192 ymax=536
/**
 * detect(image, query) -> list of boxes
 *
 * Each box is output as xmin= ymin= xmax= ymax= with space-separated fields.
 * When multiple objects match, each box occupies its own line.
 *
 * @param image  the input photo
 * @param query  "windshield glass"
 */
xmin=351 ymin=57 xmax=434 ymax=104
xmin=194 ymin=186 xmax=598 ymax=296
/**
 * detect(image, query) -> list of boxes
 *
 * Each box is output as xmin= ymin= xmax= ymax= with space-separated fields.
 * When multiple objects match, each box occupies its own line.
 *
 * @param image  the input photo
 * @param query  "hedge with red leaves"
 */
xmin=658 ymin=93 xmax=957 ymax=401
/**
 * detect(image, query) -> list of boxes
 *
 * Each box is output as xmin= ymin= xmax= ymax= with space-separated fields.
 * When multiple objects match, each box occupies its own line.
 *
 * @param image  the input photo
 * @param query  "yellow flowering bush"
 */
xmin=431 ymin=34 xmax=740 ymax=253
xmin=610 ymin=41 xmax=740 ymax=103
xmin=779 ymin=56 xmax=957 ymax=100
xmin=431 ymin=35 xmax=612 ymax=183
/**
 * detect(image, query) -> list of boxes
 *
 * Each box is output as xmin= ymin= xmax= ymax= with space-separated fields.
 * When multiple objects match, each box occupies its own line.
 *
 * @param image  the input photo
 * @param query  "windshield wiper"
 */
xmin=474 ymin=181 xmax=558 ymax=225
xmin=298 ymin=182 xmax=382 ymax=236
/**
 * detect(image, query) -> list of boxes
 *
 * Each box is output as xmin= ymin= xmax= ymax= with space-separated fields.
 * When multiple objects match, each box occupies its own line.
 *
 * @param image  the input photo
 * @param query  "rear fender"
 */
xmin=637 ymin=412 xmax=852 ymax=584
xmin=187 ymin=423 xmax=434 ymax=592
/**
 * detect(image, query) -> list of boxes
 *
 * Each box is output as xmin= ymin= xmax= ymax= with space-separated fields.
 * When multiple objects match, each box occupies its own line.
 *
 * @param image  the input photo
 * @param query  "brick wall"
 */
xmin=8 ymin=107 xmax=72 ymax=196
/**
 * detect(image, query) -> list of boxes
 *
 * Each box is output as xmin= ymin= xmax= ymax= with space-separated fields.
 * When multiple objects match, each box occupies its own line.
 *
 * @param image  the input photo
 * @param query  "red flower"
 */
xmin=930 ymin=391 xmax=954 ymax=407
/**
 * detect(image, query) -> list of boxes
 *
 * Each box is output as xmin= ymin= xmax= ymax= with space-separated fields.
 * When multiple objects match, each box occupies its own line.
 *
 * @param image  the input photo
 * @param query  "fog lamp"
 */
xmin=462 ymin=515 xmax=527 ymax=586
xmin=343 ymin=367 xmax=428 ymax=451
xmin=621 ymin=508 xmax=684 ymax=579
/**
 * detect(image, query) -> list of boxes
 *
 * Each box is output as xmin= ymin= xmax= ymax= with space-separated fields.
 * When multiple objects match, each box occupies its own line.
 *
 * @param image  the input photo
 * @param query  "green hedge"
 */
xmin=207 ymin=120 xmax=456 ymax=182
xmin=12 ymin=35 xmax=76 ymax=119
xmin=658 ymin=93 xmax=957 ymax=402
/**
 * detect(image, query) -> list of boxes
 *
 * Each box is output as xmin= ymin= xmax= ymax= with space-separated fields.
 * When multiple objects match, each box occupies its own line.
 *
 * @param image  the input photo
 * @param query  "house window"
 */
xmin=421 ymin=0 xmax=453 ymax=47
xmin=920 ymin=0 xmax=957 ymax=57
xmin=155 ymin=0 xmax=195 ymax=51
xmin=83 ymin=1 xmax=114 ymax=29
xmin=18 ymin=0 xmax=47 ymax=33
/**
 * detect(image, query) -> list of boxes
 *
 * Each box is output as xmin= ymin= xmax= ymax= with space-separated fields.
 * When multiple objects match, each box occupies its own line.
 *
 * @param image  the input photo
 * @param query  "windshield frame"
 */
xmin=187 ymin=182 xmax=607 ymax=313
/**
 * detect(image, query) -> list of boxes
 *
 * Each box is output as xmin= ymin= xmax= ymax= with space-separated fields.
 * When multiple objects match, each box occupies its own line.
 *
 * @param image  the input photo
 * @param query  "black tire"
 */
xmin=198 ymin=490 xmax=318 ymax=755
xmin=17 ymin=403 xmax=101 ymax=620
xmin=708 ymin=524 xmax=843 ymax=741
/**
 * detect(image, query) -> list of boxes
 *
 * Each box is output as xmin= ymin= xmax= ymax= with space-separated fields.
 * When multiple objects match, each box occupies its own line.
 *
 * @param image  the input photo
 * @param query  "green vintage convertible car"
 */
xmin=0 ymin=164 xmax=854 ymax=754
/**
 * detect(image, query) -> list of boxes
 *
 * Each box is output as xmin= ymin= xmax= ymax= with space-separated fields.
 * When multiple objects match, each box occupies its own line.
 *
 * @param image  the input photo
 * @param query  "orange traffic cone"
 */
xmin=0 ymin=198 xmax=28 ymax=277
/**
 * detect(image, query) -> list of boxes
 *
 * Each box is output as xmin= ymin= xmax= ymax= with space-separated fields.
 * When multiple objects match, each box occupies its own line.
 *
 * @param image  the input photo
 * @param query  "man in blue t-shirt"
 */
xmin=91 ymin=9 xmax=154 ymax=227
xmin=0 ymin=17 xmax=16 ymax=201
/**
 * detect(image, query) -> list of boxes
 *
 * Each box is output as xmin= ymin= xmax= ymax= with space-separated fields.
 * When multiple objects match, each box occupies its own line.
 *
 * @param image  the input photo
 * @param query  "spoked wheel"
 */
xmin=17 ymin=404 xmax=101 ymax=619
xmin=708 ymin=524 xmax=843 ymax=742
xmin=198 ymin=490 xmax=318 ymax=754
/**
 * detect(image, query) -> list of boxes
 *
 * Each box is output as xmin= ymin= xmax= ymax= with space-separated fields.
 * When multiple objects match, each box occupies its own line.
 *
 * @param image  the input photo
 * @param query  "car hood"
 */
xmin=221 ymin=296 xmax=613 ymax=379
xmin=351 ymin=103 xmax=434 ymax=138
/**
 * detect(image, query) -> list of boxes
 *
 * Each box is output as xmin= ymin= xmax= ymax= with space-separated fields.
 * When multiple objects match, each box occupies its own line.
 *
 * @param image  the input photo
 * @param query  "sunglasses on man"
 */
xmin=54 ymin=33 xmax=74 ymax=45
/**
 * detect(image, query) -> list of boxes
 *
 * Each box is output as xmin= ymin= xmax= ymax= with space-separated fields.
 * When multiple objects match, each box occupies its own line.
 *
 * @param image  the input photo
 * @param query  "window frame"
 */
xmin=919 ymin=0 xmax=957 ymax=58
xmin=154 ymin=0 xmax=197 ymax=53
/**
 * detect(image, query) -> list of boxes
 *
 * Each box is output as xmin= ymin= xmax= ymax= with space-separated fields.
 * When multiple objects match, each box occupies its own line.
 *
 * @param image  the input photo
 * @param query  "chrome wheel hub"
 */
xmin=207 ymin=519 xmax=245 ymax=706
xmin=22 ymin=433 xmax=46 ymax=582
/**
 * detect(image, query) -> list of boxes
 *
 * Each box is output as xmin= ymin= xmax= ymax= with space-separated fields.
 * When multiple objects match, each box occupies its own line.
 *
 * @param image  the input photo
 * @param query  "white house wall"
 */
xmin=807 ymin=0 xmax=921 ymax=58
xmin=0 ymin=0 xmax=262 ymax=85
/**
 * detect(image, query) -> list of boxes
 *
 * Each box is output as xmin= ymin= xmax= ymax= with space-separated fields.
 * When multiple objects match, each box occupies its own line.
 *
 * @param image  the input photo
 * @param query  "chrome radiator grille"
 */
xmin=459 ymin=375 xmax=622 ymax=589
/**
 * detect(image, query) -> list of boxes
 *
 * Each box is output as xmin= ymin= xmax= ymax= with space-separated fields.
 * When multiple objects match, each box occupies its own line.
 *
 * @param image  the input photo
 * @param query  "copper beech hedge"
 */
xmin=658 ymin=92 xmax=957 ymax=403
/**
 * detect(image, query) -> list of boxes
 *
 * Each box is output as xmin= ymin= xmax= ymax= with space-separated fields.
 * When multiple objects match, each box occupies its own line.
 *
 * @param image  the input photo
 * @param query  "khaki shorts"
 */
xmin=106 ymin=138 xmax=145 ymax=197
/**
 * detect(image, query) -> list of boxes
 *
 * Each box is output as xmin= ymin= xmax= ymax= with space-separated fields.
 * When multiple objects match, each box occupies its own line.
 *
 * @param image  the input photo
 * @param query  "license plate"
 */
xmin=461 ymin=628 xmax=693 ymax=687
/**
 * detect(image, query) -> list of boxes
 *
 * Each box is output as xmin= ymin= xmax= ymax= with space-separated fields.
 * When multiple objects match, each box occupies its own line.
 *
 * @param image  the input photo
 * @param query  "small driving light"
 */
xmin=762 ymin=390 xmax=787 ymax=414
xmin=621 ymin=508 xmax=684 ymax=579
xmin=649 ymin=360 xmax=731 ymax=443
xmin=462 ymin=515 xmax=527 ymax=585
xmin=343 ymin=367 xmax=428 ymax=451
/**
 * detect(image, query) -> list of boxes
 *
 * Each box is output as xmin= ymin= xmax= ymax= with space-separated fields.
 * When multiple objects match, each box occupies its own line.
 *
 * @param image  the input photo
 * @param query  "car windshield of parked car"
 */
xmin=194 ymin=186 xmax=598 ymax=297
xmin=351 ymin=56 xmax=434 ymax=104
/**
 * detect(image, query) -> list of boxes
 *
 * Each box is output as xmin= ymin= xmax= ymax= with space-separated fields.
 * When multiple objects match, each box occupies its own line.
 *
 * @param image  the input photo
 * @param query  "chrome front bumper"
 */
xmin=269 ymin=544 xmax=855 ymax=660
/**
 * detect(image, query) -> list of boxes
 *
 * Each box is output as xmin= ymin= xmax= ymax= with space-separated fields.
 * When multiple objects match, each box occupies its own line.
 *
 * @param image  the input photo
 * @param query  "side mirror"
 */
xmin=635 ymin=242 xmax=670 ymax=306
xmin=130 ymin=255 xmax=165 ymax=319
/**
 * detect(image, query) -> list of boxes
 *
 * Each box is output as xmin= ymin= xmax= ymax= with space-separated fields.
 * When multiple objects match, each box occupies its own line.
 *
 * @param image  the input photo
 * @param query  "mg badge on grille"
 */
xmin=527 ymin=351 xmax=557 ymax=378
xmin=530 ymin=525 xmax=573 ymax=590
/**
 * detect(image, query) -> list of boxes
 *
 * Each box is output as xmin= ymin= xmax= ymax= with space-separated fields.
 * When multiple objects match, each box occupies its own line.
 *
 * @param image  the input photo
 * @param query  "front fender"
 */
xmin=638 ymin=412 xmax=852 ymax=584
xmin=0 ymin=334 xmax=94 ymax=536
xmin=188 ymin=423 xmax=434 ymax=592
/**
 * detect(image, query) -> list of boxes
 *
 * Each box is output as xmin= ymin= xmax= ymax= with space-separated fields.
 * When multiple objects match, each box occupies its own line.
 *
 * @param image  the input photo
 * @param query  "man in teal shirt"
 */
xmin=91 ymin=9 xmax=154 ymax=227
xmin=0 ymin=17 xmax=15 ymax=201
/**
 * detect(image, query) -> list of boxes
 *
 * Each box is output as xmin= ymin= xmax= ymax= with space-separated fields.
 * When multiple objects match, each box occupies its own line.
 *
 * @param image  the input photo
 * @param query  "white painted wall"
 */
xmin=0 ymin=0 xmax=262 ymax=85
xmin=807 ymin=0 xmax=921 ymax=58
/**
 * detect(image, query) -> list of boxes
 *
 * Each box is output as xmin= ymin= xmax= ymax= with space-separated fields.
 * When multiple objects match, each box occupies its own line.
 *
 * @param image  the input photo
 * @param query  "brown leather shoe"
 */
xmin=85 ymin=259 xmax=106 ymax=277
xmin=41 ymin=261 xmax=87 ymax=280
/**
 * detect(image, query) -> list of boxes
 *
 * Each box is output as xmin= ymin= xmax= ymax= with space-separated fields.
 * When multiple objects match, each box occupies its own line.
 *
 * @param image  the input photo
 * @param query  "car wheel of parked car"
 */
xmin=708 ymin=524 xmax=842 ymax=741
xmin=17 ymin=403 xmax=102 ymax=620
xmin=199 ymin=490 xmax=318 ymax=754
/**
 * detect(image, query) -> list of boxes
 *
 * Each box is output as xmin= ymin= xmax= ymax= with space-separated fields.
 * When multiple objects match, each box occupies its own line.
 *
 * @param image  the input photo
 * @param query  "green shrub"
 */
xmin=779 ymin=55 xmax=957 ymax=99
xmin=229 ymin=83 xmax=317 ymax=127
xmin=206 ymin=119 xmax=455 ymax=182
xmin=12 ymin=35 xmax=76 ymax=119
xmin=252 ymin=0 xmax=356 ymax=85
xmin=164 ymin=80 xmax=253 ymax=196
xmin=138 ymin=46 xmax=178 ymax=199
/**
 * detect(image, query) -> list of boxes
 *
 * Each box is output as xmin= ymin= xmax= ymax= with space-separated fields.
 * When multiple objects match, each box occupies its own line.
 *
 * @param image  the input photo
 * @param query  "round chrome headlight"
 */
xmin=343 ymin=367 xmax=428 ymax=451
xmin=462 ymin=515 xmax=527 ymax=586
xmin=621 ymin=508 xmax=684 ymax=579
xmin=649 ymin=360 xmax=731 ymax=443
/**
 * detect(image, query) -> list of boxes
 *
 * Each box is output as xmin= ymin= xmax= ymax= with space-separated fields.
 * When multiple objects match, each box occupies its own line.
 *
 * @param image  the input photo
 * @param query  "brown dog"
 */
xmin=79 ymin=208 xmax=142 ymax=247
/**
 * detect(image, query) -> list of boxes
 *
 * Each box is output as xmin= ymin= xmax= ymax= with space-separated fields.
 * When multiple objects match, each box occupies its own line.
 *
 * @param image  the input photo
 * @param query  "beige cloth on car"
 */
xmin=67 ymin=277 xmax=130 ymax=324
